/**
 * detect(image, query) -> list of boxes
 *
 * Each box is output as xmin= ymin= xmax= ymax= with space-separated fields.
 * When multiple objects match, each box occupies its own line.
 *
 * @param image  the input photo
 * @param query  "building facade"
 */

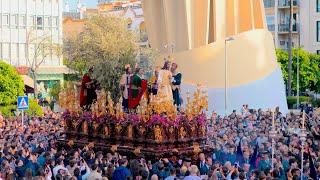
xmin=300 ymin=0 xmax=320 ymax=54
xmin=264 ymin=0 xmax=320 ymax=54
xmin=264 ymin=0 xmax=299 ymax=50
xmin=0 ymin=0 xmax=68 ymax=95
xmin=63 ymin=0 xmax=146 ymax=43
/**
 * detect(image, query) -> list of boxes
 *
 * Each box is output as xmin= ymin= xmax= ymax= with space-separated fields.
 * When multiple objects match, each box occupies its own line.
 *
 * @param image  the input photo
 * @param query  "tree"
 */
xmin=276 ymin=48 xmax=320 ymax=93
xmin=64 ymin=15 xmax=139 ymax=99
xmin=0 ymin=61 xmax=24 ymax=116
xmin=25 ymin=28 xmax=62 ymax=97
xmin=25 ymin=99 xmax=44 ymax=116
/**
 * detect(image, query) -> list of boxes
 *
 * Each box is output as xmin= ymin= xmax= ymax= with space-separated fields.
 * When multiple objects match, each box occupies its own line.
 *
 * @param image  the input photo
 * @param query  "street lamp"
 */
xmin=300 ymin=111 xmax=307 ymax=180
xmin=224 ymin=37 xmax=234 ymax=116
xmin=270 ymin=110 xmax=277 ymax=170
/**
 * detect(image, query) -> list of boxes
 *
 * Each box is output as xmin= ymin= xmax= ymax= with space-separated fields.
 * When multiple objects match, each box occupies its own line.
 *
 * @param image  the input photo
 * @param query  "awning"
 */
xmin=36 ymin=66 xmax=76 ymax=75
xmin=21 ymin=75 xmax=34 ymax=88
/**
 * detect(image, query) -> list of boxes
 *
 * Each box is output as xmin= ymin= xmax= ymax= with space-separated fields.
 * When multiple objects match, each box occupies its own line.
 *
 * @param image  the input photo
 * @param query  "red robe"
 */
xmin=80 ymin=74 xmax=91 ymax=107
xmin=128 ymin=79 xmax=148 ymax=109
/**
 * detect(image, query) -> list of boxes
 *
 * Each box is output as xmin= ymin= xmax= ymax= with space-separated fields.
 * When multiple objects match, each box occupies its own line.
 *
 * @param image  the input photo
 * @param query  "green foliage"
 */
xmin=49 ymin=82 xmax=62 ymax=101
xmin=25 ymin=99 xmax=43 ymax=116
xmin=286 ymin=96 xmax=311 ymax=108
xmin=64 ymin=15 xmax=156 ymax=100
xmin=0 ymin=105 xmax=16 ymax=117
xmin=276 ymin=48 xmax=320 ymax=93
xmin=0 ymin=61 xmax=24 ymax=116
xmin=311 ymin=98 xmax=320 ymax=107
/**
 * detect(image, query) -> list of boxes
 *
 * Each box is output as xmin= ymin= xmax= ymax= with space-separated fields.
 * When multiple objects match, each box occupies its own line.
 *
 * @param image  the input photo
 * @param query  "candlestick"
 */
xmin=302 ymin=110 xmax=305 ymax=129
xmin=272 ymin=110 xmax=275 ymax=127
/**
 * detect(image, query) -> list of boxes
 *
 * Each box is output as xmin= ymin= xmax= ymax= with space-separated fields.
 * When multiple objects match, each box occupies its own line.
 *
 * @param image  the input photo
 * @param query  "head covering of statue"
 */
xmin=162 ymin=60 xmax=171 ymax=70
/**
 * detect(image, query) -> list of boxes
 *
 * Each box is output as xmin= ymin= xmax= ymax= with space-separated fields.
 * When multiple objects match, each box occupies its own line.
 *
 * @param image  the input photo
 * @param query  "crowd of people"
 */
xmin=0 ymin=106 xmax=319 ymax=179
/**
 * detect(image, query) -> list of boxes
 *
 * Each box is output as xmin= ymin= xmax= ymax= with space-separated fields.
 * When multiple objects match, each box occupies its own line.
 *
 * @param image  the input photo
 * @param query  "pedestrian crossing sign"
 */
xmin=17 ymin=96 xmax=29 ymax=110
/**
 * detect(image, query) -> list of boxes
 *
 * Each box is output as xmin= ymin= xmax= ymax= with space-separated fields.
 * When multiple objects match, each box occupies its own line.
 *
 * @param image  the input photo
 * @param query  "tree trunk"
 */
xmin=31 ymin=70 xmax=37 ymax=99
xmin=287 ymin=0 xmax=293 ymax=96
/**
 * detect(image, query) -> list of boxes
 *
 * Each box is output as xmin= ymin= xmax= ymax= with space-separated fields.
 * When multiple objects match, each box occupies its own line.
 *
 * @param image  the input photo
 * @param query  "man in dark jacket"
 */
xmin=112 ymin=158 xmax=131 ymax=180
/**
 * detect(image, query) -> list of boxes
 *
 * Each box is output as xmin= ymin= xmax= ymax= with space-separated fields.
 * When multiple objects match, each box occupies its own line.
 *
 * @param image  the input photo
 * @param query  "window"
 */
xmin=44 ymin=16 xmax=51 ymax=27
xmin=10 ymin=15 xmax=18 ymax=27
xmin=317 ymin=0 xmax=320 ymax=12
xmin=37 ymin=16 xmax=43 ymax=30
xmin=266 ymin=15 xmax=275 ymax=25
xmin=264 ymin=0 xmax=275 ymax=8
xmin=29 ymin=16 xmax=36 ymax=27
xmin=52 ymin=17 xmax=58 ymax=27
xmin=280 ymin=41 xmax=285 ymax=45
xmin=317 ymin=50 xmax=320 ymax=55
xmin=19 ymin=15 xmax=26 ymax=27
xmin=317 ymin=21 xmax=320 ymax=42
xmin=2 ymin=43 xmax=10 ymax=60
xmin=2 ymin=14 xmax=9 ymax=26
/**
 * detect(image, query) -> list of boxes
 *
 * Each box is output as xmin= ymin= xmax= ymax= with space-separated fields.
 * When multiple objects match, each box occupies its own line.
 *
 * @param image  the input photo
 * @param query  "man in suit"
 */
xmin=198 ymin=153 xmax=210 ymax=175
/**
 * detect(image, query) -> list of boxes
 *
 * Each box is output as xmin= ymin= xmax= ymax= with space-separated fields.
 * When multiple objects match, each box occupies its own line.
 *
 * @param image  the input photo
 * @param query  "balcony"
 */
xmin=264 ymin=0 xmax=275 ymax=8
xmin=268 ymin=24 xmax=275 ymax=31
xmin=278 ymin=23 xmax=298 ymax=33
xmin=278 ymin=0 xmax=298 ymax=8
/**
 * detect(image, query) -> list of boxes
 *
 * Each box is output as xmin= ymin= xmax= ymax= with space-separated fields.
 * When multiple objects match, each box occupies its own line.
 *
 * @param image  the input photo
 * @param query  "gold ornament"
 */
xmin=154 ymin=125 xmax=163 ymax=142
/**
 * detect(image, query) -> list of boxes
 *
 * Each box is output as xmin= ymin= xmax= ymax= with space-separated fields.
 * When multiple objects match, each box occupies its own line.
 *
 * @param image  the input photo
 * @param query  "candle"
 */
xmin=272 ymin=110 xmax=275 ymax=127
xmin=302 ymin=110 xmax=305 ymax=129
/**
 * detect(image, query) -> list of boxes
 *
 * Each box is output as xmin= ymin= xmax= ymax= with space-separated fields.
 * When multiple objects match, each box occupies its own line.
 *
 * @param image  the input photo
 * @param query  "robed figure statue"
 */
xmin=157 ymin=61 xmax=173 ymax=103
xmin=80 ymin=68 xmax=97 ymax=110
xmin=171 ymin=63 xmax=182 ymax=107
xmin=128 ymin=68 xmax=147 ymax=109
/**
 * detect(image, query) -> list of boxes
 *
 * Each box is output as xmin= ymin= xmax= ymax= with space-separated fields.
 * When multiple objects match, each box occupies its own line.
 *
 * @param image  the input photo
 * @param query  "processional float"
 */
xmin=58 ymin=0 xmax=288 ymax=159
xmin=142 ymin=0 xmax=288 ymax=114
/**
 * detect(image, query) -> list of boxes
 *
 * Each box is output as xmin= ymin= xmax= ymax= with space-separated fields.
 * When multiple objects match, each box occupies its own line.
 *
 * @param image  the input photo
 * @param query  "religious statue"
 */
xmin=138 ymin=126 xmax=146 ymax=137
xmin=115 ymin=123 xmax=122 ymax=136
xmin=129 ymin=67 xmax=148 ymax=109
xmin=156 ymin=60 xmax=173 ymax=104
xmin=80 ymin=68 xmax=98 ymax=110
xmin=154 ymin=125 xmax=163 ymax=142
xmin=179 ymin=126 xmax=187 ymax=139
xmin=127 ymin=124 xmax=133 ymax=139
xmin=190 ymin=125 xmax=196 ymax=137
xmin=93 ymin=122 xmax=99 ymax=135
xmin=171 ymin=63 xmax=182 ymax=108
xmin=82 ymin=121 xmax=88 ymax=134
xmin=104 ymin=126 xmax=109 ymax=137
xmin=120 ymin=64 xmax=132 ymax=110
xmin=168 ymin=126 xmax=175 ymax=141
xmin=72 ymin=120 xmax=78 ymax=130
xmin=200 ymin=126 xmax=206 ymax=137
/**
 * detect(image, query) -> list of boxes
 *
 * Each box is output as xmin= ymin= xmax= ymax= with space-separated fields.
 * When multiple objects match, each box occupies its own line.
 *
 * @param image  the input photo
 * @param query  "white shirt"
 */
xmin=52 ymin=165 xmax=69 ymax=177
xmin=184 ymin=175 xmax=202 ymax=180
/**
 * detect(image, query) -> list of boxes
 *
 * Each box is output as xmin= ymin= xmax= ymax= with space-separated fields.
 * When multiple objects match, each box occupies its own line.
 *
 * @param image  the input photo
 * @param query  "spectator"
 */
xmin=87 ymin=164 xmax=102 ymax=180
xmin=184 ymin=165 xmax=201 ymax=180
xmin=165 ymin=168 xmax=177 ymax=180
xmin=112 ymin=158 xmax=131 ymax=180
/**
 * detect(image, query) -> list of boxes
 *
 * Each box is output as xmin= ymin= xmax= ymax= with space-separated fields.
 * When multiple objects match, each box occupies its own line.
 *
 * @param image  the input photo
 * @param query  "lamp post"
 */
xmin=224 ymin=37 xmax=234 ymax=116
xmin=270 ymin=110 xmax=277 ymax=170
xmin=300 ymin=110 xmax=307 ymax=180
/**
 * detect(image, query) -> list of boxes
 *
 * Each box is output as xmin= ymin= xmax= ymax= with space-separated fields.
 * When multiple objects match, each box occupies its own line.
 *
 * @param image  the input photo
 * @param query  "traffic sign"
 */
xmin=17 ymin=96 xmax=29 ymax=110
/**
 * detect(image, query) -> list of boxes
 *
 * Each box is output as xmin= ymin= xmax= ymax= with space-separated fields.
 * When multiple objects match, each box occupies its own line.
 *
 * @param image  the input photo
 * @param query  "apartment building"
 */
xmin=300 ymin=0 xmax=320 ymax=54
xmin=264 ymin=0 xmax=320 ymax=54
xmin=264 ymin=0 xmax=299 ymax=50
xmin=0 ymin=0 xmax=69 ymax=94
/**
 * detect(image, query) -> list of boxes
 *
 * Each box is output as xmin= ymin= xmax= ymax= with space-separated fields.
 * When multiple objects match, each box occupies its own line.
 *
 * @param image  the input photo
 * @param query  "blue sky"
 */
xmin=65 ymin=0 xmax=98 ymax=10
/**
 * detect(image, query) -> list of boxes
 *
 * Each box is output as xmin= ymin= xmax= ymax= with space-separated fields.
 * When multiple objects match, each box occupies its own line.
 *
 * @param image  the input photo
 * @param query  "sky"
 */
xmin=65 ymin=0 xmax=98 ymax=10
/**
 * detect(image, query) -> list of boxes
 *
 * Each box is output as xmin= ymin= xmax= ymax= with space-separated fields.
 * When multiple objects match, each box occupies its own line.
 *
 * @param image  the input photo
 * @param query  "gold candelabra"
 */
xmin=185 ymin=84 xmax=208 ymax=118
xmin=58 ymin=83 xmax=208 ymax=121
xmin=59 ymin=83 xmax=81 ymax=114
